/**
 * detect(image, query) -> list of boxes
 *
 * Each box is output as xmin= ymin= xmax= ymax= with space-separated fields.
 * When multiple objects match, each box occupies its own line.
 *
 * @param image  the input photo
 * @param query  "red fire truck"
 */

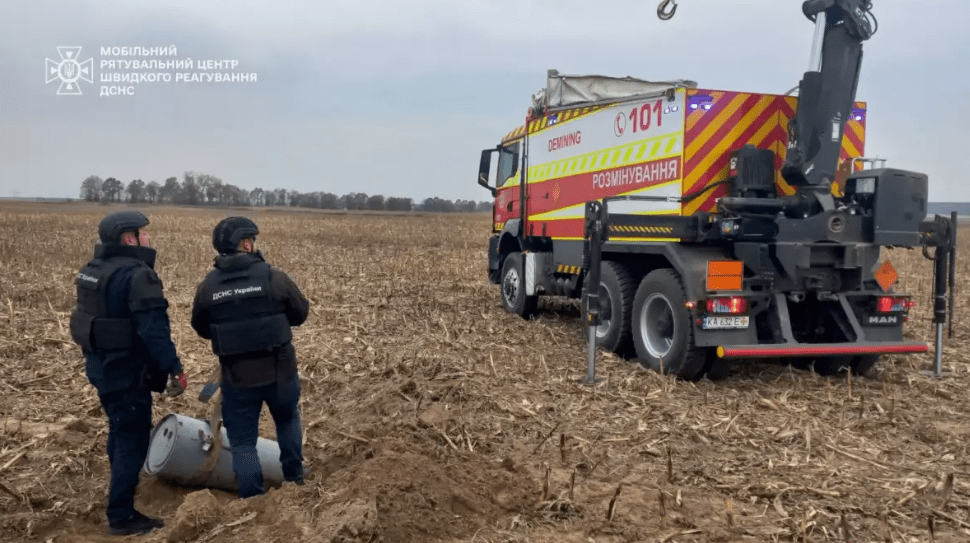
xmin=476 ymin=1 xmax=954 ymax=380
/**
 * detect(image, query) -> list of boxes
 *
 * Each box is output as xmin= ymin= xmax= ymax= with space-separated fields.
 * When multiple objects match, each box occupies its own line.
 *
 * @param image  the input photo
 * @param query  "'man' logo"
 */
xmin=46 ymin=46 xmax=93 ymax=95
xmin=867 ymin=315 xmax=898 ymax=325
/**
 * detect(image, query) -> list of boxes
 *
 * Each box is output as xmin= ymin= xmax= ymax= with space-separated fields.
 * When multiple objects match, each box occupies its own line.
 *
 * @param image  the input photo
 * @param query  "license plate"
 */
xmin=703 ymin=316 xmax=749 ymax=329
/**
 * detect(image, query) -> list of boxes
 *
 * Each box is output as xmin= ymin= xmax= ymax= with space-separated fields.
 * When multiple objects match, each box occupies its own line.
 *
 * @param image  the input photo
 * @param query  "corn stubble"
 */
xmin=0 ymin=201 xmax=969 ymax=542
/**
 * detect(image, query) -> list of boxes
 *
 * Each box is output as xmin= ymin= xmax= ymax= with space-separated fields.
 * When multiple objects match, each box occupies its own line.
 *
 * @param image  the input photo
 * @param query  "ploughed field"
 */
xmin=2 ymin=201 xmax=970 ymax=543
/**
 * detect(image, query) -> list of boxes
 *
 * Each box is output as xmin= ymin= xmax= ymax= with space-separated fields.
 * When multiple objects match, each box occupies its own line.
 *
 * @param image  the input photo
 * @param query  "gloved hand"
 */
xmin=165 ymin=372 xmax=187 ymax=397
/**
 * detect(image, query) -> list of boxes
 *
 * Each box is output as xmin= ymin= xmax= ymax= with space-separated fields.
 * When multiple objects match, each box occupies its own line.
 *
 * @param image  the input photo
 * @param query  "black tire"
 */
xmin=790 ymin=355 xmax=880 ymax=377
xmin=804 ymin=357 xmax=848 ymax=377
xmin=631 ymin=269 xmax=708 ymax=380
xmin=500 ymin=252 xmax=538 ymax=319
xmin=700 ymin=351 xmax=732 ymax=380
xmin=582 ymin=261 xmax=635 ymax=355
xmin=851 ymin=355 xmax=881 ymax=377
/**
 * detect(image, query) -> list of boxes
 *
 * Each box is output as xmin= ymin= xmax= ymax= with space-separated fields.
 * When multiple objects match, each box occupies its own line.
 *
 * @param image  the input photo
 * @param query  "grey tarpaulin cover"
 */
xmin=533 ymin=69 xmax=697 ymax=113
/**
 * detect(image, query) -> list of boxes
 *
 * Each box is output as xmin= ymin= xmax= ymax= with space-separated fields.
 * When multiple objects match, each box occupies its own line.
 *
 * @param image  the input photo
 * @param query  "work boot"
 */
xmin=287 ymin=465 xmax=310 ymax=486
xmin=108 ymin=511 xmax=164 ymax=536
xmin=135 ymin=511 xmax=165 ymax=529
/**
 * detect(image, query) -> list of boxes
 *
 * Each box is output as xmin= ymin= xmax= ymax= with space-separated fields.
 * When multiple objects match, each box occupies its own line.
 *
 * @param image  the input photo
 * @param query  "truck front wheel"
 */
xmin=500 ymin=252 xmax=538 ymax=319
xmin=631 ymin=269 xmax=707 ymax=380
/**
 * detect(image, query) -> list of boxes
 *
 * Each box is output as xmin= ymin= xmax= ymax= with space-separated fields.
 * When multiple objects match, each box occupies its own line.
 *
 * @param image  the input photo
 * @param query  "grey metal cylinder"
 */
xmin=935 ymin=323 xmax=944 ymax=376
xmin=143 ymin=413 xmax=284 ymax=492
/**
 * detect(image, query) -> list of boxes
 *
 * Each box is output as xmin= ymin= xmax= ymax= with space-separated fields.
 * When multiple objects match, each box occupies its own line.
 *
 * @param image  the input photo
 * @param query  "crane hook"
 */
xmin=657 ymin=0 xmax=677 ymax=20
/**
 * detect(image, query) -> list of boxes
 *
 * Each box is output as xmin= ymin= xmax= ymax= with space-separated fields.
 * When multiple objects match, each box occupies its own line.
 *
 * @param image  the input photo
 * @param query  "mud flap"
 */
xmin=525 ymin=252 xmax=537 ymax=296
xmin=488 ymin=236 xmax=501 ymax=283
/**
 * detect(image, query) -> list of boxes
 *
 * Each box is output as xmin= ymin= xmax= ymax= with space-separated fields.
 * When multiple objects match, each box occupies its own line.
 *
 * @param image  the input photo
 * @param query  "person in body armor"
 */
xmin=70 ymin=210 xmax=186 ymax=536
xmin=191 ymin=217 xmax=309 ymax=498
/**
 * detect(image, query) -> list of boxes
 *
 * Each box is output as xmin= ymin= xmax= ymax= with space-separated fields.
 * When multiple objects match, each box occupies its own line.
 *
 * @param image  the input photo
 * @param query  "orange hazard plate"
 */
xmin=707 ymin=260 xmax=744 ymax=291
xmin=873 ymin=260 xmax=898 ymax=292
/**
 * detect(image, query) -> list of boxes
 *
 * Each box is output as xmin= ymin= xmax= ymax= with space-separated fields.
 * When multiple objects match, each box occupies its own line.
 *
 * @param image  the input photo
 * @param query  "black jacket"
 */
xmin=191 ymin=251 xmax=309 ymax=388
xmin=73 ymin=244 xmax=182 ymax=394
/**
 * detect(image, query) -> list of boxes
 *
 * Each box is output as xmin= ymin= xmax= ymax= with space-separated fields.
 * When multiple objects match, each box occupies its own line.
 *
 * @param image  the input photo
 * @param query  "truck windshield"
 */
xmin=497 ymin=141 xmax=520 ymax=188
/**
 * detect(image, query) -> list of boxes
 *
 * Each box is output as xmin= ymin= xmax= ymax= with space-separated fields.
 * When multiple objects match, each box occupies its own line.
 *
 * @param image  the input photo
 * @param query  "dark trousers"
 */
xmin=99 ymin=388 xmax=153 ymax=525
xmin=221 ymin=374 xmax=303 ymax=498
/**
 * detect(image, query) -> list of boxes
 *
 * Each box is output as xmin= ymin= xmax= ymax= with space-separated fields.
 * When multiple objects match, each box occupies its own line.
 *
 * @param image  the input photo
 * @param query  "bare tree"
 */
xmin=366 ymin=194 xmax=386 ymax=211
xmin=420 ymin=197 xmax=456 ymax=213
xmin=102 ymin=178 xmax=124 ymax=203
xmin=180 ymin=172 xmax=202 ymax=205
xmin=80 ymin=175 xmax=103 ymax=202
xmin=160 ymin=177 xmax=180 ymax=204
xmin=146 ymin=181 xmax=161 ymax=203
xmin=197 ymin=174 xmax=223 ymax=205
xmin=272 ymin=188 xmax=287 ymax=207
xmin=387 ymin=197 xmax=413 ymax=212
xmin=126 ymin=179 xmax=146 ymax=203
xmin=319 ymin=192 xmax=339 ymax=209
xmin=345 ymin=192 xmax=367 ymax=211
xmin=250 ymin=187 xmax=265 ymax=206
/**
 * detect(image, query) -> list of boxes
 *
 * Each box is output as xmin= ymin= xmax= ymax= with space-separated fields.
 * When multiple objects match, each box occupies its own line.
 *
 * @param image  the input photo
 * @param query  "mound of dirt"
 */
xmin=308 ymin=419 xmax=538 ymax=542
xmin=167 ymin=489 xmax=221 ymax=542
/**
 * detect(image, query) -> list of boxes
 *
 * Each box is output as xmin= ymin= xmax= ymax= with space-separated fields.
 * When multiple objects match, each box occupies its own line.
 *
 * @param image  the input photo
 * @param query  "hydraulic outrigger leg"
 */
xmin=583 ymin=201 xmax=605 ymax=385
xmin=922 ymin=212 xmax=957 ymax=377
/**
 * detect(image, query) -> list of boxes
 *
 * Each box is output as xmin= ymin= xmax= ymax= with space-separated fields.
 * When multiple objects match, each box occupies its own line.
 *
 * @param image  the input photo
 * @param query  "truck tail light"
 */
xmin=706 ymin=297 xmax=748 ymax=314
xmin=876 ymin=296 xmax=913 ymax=313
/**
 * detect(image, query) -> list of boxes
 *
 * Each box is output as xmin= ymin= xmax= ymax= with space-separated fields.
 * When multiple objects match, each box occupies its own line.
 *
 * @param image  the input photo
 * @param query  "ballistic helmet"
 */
xmin=98 ymin=211 xmax=150 ymax=244
xmin=212 ymin=216 xmax=259 ymax=254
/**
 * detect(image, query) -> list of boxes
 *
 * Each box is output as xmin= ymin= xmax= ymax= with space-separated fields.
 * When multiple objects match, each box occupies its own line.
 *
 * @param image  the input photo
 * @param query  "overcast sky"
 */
xmin=1 ymin=0 xmax=967 ymax=203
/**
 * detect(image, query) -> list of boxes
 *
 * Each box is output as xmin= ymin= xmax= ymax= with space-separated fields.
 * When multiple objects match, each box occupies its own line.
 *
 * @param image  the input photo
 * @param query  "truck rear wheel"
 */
xmin=851 ymin=355 xmax=881 ymax=376
xmin=631 ymin=269 xmax=707 ymax=380
xmin=583 ymin=261 xmax=635 ymax=355
xmin=701 ymin=353 xmax=732 ymax=380
xmin=807 ymin=355 xmax=881 ymax=377
xmin=500 ymin=252 xmax=538 ymax=319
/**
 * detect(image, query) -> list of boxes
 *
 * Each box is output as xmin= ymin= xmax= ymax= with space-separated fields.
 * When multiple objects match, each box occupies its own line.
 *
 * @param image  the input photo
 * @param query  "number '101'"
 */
xmin=629 ymin=100 xmax=664 ymax=132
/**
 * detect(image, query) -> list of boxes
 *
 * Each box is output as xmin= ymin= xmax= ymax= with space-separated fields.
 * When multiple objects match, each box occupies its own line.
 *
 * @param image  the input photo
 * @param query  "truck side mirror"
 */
xmin=478 ymin=149 xmax=497 ymax=197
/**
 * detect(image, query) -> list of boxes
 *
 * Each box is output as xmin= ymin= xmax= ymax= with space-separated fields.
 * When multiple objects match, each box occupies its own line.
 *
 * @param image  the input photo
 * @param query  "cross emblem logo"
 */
xmin=46 ymin=46 xmax=93 ymax=95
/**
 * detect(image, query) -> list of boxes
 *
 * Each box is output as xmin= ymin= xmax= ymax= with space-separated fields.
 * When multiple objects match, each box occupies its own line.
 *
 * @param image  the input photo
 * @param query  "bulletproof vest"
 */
xmin=201 ymin=261 xmax=292 ymax=357
xmin=70 ymin=256 xmax=144 ymax=352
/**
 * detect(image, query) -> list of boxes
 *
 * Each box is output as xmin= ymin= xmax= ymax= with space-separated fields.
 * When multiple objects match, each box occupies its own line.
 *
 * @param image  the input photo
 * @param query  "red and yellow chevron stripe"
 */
xmin=503 ymin=106 xmax=610 ymax=144
xmin=502 ymin=125 xmax=526 ymax=144
xmin=681 ymin=89 xmax=865 ymax=215
xmin=492 ymin=88 xmax=866 ymax=240
xmin=528 ymin=106 xmax=605 ymax=134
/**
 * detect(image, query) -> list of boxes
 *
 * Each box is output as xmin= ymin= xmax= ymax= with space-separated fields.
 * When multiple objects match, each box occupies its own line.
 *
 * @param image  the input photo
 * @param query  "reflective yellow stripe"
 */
xmin=556 ymin=264 xmax=583 ymax=275
xmin=609 ymin=225 xmax=675 ymax=234
xmin=528 ymin=133 xmax=682 ymax=184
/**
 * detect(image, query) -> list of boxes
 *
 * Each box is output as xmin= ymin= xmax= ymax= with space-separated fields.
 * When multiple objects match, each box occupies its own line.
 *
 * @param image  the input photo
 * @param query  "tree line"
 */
xmin=79 ymin=173 xmax=492 ymax=213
